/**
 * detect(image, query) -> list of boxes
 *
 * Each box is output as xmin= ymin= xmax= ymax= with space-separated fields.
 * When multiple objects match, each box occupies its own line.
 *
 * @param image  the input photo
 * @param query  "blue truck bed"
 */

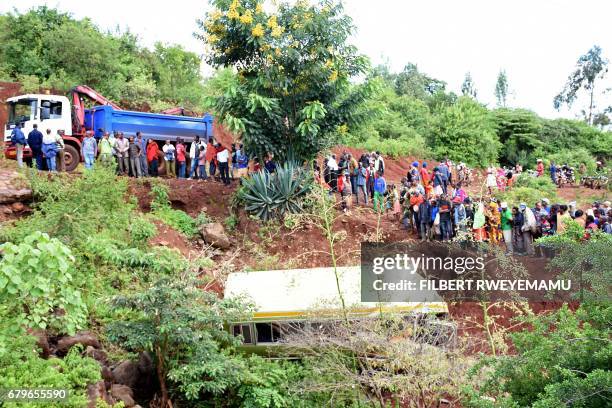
xmin=84 ymin=105 xmax=213 ymax=142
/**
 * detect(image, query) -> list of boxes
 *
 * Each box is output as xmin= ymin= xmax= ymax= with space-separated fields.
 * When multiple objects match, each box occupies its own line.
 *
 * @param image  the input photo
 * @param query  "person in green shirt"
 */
xmin=500 ymin=201 xmax=513 ymax=254
xmin=98 ymin=132 xmax=114 ymax=166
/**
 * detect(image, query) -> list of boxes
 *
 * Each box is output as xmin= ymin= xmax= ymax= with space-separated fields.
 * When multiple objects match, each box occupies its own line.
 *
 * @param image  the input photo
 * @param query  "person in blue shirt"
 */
xmin=264 ymin=153 xmax=277 ymax=174
xmin=27 ymin=124 xmax=44 ymax=170
xmin=373 ymin=171 xmax=387 ymax=213
xmin=235 ymin=144 xmax=249 ymax=180
xmin=10 ymin=124 xmax=27 ymax=167
xmin=549 ymin=161 xmax=557 ymax=185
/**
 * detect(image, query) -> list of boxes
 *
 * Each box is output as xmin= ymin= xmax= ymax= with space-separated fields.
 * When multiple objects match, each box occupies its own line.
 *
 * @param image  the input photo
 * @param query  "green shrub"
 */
xmin=0 ymin=231 xmax=87 ymax=334
xmin=129 ymin=216 xmax=157 ymax=246
xmin=239 ymin=163 xmax=313 ymax=221
xmin=224 ymin=214 xmax=238 ymax=231
xmin=149 ymin=181 xmax=198 ymax=236
xmin=497 ymin=173 xmax=558 ymax=206
xmin=3 ymin=166 xmax=134 ymax=246
xmin=548 ymin=147 xmax=598 ymax=175
xmin=0 ymin=326 xmax=101 ymax=408
xmin=350 ymin=131 xmax=429 ymax=158
xmin=151 ymin=207 xmax=198 ymax=237
xmin=196 ymin=210 xmax=213 ymax=227
xmin=465 ymin=303 xmax=611 ymax=408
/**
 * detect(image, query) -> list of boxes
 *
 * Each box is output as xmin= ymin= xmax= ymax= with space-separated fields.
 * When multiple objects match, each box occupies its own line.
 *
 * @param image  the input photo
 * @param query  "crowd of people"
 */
xmin=316 ymin=151 xmax=612 ymax=253
xmin=10 ymin=126 xmax=611 ymax=247
xmin=10 ymin=125 xmax=279 ymax=184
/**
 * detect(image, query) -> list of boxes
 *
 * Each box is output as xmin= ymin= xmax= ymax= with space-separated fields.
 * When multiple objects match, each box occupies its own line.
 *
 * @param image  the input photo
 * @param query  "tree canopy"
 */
xmin=198 ymin=0 xmax=373 ymax=160
xmin=0 ymin=6 xmax=205 ymax=109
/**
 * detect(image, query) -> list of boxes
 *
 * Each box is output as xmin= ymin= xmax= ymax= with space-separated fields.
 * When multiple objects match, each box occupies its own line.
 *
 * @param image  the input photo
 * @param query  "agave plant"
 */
xmin=240 ymin=162 xmax=312 ymax=221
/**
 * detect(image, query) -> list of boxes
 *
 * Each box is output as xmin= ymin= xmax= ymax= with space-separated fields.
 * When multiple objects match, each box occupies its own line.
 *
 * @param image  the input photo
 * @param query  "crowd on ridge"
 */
xmin=315 ymin=151 xmax=612 ymax=254
xmin=9 ymin=126 xmax=611 ymax=248
xmin=10 ymin=126 xmax=281 ymax=185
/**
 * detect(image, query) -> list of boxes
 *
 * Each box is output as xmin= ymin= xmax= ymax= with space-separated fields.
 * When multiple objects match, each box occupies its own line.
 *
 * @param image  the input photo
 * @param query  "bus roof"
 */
xmin=224 ymin=266 xmax=447 ymax=320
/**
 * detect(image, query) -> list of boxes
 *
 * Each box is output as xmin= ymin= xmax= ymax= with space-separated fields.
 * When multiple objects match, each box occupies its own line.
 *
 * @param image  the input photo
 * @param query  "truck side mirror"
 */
xmin=40 ymin=101 xmax=51 ymax=120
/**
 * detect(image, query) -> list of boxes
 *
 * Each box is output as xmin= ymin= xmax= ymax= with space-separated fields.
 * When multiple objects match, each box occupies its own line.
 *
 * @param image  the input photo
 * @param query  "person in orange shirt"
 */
xmin=205 ymin=138 xmax=217 ymax=178
xmin=420 ymin=162 xmax=432 ymax=198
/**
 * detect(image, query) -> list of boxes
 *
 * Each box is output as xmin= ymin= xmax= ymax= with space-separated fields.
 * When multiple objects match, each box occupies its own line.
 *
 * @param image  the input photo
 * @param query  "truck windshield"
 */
xmin=8 ymin=99 xmax=37 ymax=125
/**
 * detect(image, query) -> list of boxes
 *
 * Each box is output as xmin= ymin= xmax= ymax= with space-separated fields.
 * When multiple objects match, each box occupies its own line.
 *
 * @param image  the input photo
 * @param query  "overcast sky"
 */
xmin=3 ymin=0 xmax=612 ymax=119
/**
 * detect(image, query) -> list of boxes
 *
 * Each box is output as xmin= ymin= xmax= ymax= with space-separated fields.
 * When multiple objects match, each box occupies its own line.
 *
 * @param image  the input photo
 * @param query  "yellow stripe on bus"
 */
xmin=252 ymin=304 xmax=448 ymax=320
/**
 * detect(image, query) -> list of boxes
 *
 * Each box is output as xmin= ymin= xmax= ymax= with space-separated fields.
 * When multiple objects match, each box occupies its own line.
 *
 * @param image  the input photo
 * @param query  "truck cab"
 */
xmin=4 ymin=94 xmax=73 ymax=142
xmin=4 ymin=94 xmax=78 ymax=169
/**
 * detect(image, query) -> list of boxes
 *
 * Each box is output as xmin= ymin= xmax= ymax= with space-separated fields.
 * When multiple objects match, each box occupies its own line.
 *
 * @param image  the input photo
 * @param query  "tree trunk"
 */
xmin=156 ymin=345 xmax=169 ymax=407
xmin=588 ymin=84 xmax=595 ymax=125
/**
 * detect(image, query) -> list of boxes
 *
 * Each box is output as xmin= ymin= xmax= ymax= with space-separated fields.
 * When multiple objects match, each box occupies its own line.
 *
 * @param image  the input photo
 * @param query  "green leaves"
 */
xmin=200 ymin=0 xmax=369 ymax=161
xmin=0 ymin=231 xmax=87 ymax=335
xmin=239 ymin=163 xmax=313 ymax=221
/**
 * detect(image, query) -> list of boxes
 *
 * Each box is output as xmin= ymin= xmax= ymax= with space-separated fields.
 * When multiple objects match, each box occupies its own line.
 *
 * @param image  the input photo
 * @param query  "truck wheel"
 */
xmin=64 ymin=145 xmax=80 ymax=172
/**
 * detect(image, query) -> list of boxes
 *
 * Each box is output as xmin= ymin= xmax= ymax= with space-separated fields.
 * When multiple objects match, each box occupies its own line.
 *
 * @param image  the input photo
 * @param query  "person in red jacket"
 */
xmin=205 ymin=139 xmax=217 ymax=178
xmin=420 ymin=162 xmax=432 ymax=198
xmin=146 ymin=139 xmax=160 ymax=177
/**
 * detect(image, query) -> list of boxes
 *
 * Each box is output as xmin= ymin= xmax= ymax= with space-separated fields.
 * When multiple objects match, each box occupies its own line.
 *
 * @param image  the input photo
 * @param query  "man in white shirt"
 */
xmin=216 ymin=143 xmax=230 ymax=185
xmin=188 ymin=136 xmax=203 ymax=179
xmin=327 ymin=154 xmax=339 ymax=191
xmin=374 ymin=152 xmax=385 ymax=176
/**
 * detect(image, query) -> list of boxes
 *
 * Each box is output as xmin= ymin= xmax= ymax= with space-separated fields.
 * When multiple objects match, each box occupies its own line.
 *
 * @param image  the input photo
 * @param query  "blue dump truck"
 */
xmin=3 ymin=86 xmax=214 ymax=171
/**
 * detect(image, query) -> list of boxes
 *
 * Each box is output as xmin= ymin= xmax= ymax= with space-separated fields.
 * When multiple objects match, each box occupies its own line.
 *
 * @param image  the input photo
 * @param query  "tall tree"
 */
xmin=461 ymin=72 xmax=477 ymax=99
xmin=554 ymin=45 xmax=609 ymax=125
xmin=198 ymin=0 xmax=372 ymax=161
xmin=495 ymin=70 xmax=509 ymax=107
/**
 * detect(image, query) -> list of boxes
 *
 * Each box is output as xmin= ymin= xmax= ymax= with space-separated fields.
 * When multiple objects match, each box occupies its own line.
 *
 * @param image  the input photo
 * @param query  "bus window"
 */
xmin=255 ymin=323 xmax=273 ymax=343
xmin=241 ymin=324 xmax=253 ymax=344
xmin=232 ymin=324 xmax=254 ymax=344
xmin=271 ymin=323 xmax=283 ymax=342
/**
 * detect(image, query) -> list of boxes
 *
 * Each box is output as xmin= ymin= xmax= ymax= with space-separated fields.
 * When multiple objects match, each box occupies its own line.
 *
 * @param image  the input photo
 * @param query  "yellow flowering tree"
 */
xmin=197 ymin=0 xmax=373 ymax=161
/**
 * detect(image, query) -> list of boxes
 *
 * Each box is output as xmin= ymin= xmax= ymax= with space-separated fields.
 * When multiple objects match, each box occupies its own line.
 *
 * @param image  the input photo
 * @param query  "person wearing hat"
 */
xmin=536 ymin=159 xmax=544 ymax=177
xmin=408 ymin=161 xmax=420 ymax=184
xmin=500 ymin=202 xmax=513 ymax=254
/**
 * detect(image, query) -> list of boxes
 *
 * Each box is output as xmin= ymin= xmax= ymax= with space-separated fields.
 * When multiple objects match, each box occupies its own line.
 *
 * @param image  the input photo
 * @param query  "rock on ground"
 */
xmin=200 ymin=222 xmax=231 ymax=249
xmin=56 ymin=331 xmax=101 ymax=353
xmin=0 ymin=169 xmax=31 ymax=204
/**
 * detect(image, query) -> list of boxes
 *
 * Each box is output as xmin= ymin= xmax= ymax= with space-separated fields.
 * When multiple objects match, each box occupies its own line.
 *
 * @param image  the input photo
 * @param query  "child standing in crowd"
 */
xmin=198 ymin=145 xmax=207 ymax=180
xmin=176 ymin=139 xmax=186 ymax=178
xmin=391 ymin=184 xmax=401 ymax=221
